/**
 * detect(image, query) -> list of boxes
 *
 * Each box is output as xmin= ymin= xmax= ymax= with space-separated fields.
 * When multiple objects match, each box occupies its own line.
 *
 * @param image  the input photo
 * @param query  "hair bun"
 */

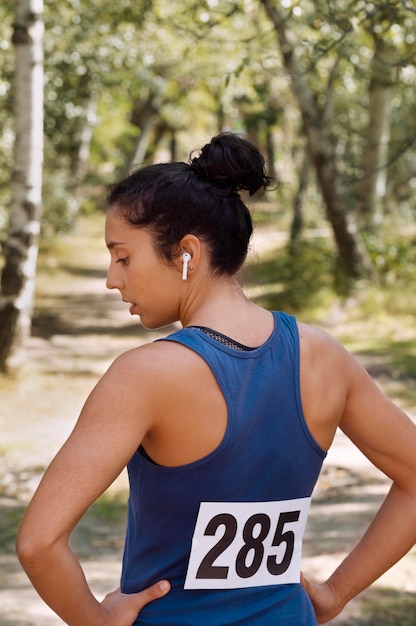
xmin=189 ymin=132 xmax=270 ymax=196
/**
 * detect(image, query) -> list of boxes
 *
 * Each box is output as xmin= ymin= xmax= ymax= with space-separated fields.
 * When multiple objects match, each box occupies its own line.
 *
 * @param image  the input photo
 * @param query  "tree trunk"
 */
xmin=357 ymin=40 xmax=396 ymax=231
xmin=69 ymin=95 xmax=98 ymax=216
xmin=129 ymin=93 xmax=161 ymax=168
xmin=289 ymin=143 xmax=309 ymax=252
xmin=265 ymin=126 xmax=277 ymax=181
xmin=0 ymin=0 xmax=44 ymax=373
xmin=129 ymin=116 xmax=157 ymax=168
xmin=260 ymin=0 xmax=373 ymax=280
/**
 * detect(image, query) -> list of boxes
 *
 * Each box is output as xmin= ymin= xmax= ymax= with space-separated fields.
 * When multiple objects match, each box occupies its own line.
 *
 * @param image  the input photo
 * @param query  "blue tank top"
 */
xmin=120 ymin=311 xmax=326 ymax=625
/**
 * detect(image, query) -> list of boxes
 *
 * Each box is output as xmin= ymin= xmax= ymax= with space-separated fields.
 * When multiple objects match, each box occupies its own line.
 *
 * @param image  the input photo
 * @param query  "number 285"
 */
xmin=196 ymin=510 xmax=301 ymax=580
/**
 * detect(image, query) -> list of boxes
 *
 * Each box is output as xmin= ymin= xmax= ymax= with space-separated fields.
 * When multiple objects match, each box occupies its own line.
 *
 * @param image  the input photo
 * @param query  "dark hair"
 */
xmin=107 ymin=132 xmax=271 ymax=275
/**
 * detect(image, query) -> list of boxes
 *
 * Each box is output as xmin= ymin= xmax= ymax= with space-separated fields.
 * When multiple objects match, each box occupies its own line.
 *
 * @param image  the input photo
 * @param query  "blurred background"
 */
xmin=0 ymin=1 xmax=415 ymax=624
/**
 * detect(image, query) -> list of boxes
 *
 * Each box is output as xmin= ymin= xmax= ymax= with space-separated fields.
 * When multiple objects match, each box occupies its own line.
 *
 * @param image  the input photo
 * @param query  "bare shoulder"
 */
xmin=297 ymin=320 xmax=348 ymax=351
xmin=297 ymin=321 xmax=358 ymax=377
xmin=73 ymin=339 xmax=200 ymax=460
xmin=98 ymin=338 xmax=208 ymax=413
xmin=79 ymin=340 xmax=193 ymax=429
xmin=297 ymin=321 xmax=416 ymax=483
xmin=107 ymin=337 xmax=200 ymax=381
xmin=296 ymin=321 xmax=363 ymax=450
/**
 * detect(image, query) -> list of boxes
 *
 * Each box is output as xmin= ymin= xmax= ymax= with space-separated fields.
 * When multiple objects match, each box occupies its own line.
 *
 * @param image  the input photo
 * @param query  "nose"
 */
xmin=106 ymin=263 xmax=122 ymax=291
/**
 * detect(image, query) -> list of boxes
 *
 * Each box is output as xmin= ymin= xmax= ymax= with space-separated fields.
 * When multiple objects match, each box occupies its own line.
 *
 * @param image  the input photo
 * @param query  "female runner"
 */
xmin=17 ymin=132 xmax=416 ymax=625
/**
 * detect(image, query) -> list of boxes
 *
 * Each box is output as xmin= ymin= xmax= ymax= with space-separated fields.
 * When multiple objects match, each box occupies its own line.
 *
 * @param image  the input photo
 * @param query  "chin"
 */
xmin=139 ymin=315 xmax=177 ymax=331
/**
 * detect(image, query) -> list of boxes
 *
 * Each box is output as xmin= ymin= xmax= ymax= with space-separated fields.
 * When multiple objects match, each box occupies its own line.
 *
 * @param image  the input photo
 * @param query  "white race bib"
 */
xmin=184 ymin=498 xmax=311 ymax=589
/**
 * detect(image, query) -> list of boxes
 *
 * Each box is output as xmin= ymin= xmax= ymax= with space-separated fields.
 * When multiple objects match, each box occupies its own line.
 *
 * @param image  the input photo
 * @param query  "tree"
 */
xmin=0 ymin=0 xmax=44 ymax=372
xmin=260 ymin=0 xmax=373 ymax=280
xmin=356 ymin=1 xmax=414 ymax=230
xmin=0 ymin=1 xmax=15 ymax=229
xmin=356 ymin=37 xmax=397 ymax=230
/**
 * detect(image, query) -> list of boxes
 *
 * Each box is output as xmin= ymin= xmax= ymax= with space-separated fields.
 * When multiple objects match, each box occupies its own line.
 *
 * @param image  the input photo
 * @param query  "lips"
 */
xmin=122 ymin=299 xmax=137 ymax=315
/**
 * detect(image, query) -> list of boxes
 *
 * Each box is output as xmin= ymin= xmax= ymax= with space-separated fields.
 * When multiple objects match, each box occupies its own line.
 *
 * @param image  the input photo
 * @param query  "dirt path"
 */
xmin=1 ymin=219 xmax=415 ymax=624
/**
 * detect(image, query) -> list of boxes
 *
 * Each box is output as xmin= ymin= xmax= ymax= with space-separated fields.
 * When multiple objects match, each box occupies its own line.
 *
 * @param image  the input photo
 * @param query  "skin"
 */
xmin=16 ymin=208 xmax=416 ymax=625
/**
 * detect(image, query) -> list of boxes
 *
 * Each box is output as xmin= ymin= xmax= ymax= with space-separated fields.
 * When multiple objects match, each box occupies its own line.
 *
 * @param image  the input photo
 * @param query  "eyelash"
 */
xmin=116 ymin=257 xmax=128 ymax=265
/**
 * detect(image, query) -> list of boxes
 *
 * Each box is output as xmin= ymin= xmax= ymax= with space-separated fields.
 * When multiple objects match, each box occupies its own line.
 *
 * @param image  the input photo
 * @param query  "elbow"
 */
xmin=16 ymin=526 xmax=59 ymax=572
xmin=16 ymin=528 xmax=41 ymax=570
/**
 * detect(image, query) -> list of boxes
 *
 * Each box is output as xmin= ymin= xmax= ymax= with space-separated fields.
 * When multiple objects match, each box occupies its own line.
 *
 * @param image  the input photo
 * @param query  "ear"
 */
xmin=177 ymin=234 xmax=202 ymax=278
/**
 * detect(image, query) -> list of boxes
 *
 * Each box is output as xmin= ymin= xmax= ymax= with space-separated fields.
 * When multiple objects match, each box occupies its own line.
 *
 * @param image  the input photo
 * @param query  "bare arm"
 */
xmin=299 ymin=324 xmax=416 ymax=623
xmin=16 ymin=347 xmax=170 ymax=626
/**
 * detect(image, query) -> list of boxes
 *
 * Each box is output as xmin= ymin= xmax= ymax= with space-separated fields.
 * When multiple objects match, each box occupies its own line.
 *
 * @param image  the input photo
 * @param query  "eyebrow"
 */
xmin=106 ymin=241 xmax=125 ymax=250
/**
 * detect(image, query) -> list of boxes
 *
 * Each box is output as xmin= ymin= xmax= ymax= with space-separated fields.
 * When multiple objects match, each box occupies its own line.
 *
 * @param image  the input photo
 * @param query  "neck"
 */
xmin=180 ymin=276 xmax=274 ymax=348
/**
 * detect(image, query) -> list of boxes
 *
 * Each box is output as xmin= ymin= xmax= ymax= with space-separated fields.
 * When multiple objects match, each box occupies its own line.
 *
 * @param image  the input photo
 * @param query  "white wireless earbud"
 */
xmin=182 ymin=252 xmax=192 ymax=280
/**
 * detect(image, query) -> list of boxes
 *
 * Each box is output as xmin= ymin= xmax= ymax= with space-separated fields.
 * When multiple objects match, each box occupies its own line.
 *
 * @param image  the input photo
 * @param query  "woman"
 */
xmin=17 ymin=133 xmax=416 ymax=625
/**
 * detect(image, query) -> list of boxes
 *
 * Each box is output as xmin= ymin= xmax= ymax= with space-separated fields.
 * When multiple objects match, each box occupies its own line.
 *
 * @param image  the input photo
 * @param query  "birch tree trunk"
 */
xmin=356 ymin=40 xmax=396 ymax=231
xmin=70 ymin=95 xmax=98 ymax=217
xmin=0 ymin=0 xmax=44 ymax=373
xmin=260 ymin=0 xmax=373 ymax=280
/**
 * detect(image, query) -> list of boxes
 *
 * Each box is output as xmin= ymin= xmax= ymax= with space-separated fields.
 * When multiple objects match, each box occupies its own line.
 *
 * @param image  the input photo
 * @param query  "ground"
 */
xmin=0 ymin=217 xmax=415 ymax=625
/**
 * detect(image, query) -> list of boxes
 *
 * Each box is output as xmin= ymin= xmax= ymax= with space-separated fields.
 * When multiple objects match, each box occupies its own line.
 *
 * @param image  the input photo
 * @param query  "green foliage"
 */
xmin=364 ymin=232 xmax=416 ymax=287
xmin=269 ymin=0 xmax=416 ymax=197
xmin=246 ymin=203 xmax=416 ymax=323
xmin=245 ymin=237 xmax=338 ymax=313
xmin=1 ymin=0 xmax=415 ymax=246
xmin=349 ymin=590 xmax=416 ymax=626
xmin=0 ymin=504 xmax=24 ymax=554
xmin=91 ymin=492 xmax=128 ymax=522
xmin=41 ymin=168 xmax=80 ymax=235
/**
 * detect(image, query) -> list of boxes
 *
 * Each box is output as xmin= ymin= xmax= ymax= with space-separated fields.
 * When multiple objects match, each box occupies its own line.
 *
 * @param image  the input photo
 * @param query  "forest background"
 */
xmin=0 ymin=0 xmax=416 ymax=370
xmin=0 ymin=0 xmax=416 ymax=623
xmin=0 ymin=0 xmax=416 ymax=369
